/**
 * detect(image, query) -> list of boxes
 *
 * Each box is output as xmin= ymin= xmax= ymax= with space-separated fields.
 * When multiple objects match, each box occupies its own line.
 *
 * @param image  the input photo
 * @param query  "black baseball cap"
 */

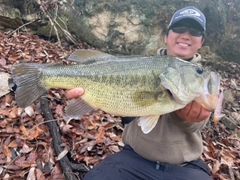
xmin=168 ymin=6 xmax=206 ymax=31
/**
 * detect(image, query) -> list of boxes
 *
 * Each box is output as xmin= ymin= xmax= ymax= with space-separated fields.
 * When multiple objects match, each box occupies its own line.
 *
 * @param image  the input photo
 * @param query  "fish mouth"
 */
xmin=194 ymin=72 xmax=221 ymax=110
xmin=164 ymin=86 xmax=187 ymax=105
xmin=195 ymin=94 xmax=219 ymax=111
xmin=161 ymin=72 xmax=221 ymax=107
xmin=165 ymin=88 xmax=184 ymax=104
xmin=166 ymin=89 xmax=173 ymax=97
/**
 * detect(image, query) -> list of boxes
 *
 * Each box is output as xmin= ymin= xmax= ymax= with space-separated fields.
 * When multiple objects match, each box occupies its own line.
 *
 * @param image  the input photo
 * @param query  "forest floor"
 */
xmin=0 ymin=31 xmax=239 ymax=180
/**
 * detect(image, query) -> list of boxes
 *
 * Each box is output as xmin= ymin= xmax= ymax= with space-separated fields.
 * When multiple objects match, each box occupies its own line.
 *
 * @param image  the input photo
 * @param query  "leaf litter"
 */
xmin=0 ymin=31 xmax=239 ymax=179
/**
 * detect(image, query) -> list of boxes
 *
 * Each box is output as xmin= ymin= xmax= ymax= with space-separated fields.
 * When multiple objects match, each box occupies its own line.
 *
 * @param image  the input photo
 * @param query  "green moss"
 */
xmin=36 ymin=22 xmax=56 ymax=37
xmin=216 ymin=40 xmax=240 ymax=64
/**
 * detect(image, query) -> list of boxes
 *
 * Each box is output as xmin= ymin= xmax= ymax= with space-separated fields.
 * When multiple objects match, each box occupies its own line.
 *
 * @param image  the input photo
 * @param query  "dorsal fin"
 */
xmin=67 ymin=49 xmax=114 ymax=64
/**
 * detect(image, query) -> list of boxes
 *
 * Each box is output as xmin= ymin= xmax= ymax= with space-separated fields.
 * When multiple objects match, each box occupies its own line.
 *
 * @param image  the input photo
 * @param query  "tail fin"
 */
xmin=11 ymin=63 xmax=48 ymax=108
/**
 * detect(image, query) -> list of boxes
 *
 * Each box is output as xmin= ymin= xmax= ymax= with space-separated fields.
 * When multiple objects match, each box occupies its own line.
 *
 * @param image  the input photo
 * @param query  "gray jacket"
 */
xmin=122 ymin=49 xmax=209 ymax=165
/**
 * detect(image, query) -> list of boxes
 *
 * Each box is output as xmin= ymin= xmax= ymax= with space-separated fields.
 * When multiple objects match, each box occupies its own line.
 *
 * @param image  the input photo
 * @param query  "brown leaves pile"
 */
xmin=201 ymin=60 xmax=240 ymax=180
xmin=0 ymin=31 xmax=239 ymax=179
xmin=0 ymin=31 xmax=92 ymax=179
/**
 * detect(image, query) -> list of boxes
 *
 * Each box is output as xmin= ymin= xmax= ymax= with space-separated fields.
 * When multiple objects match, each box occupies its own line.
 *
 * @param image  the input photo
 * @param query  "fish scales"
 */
xmin=11 ymin=49 xmax=221 ymax=133
xmin=42 ymin=56 xmax=171 ymax=90
xmin=13 ymin=56 xmax=178 ymax=115
xmin=39 ymin=57 xmax=174 ymax=116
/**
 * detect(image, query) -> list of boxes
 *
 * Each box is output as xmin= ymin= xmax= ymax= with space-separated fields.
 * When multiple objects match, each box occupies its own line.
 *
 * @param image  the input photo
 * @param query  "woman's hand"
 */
xmin=66 ymin=88 xmax=84 ymax=99
xmin=175 ymin=101 xmax=211 ymax=123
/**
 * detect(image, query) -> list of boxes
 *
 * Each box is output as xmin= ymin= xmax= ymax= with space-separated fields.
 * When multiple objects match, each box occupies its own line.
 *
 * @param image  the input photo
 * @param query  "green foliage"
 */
xmin=216 ymin=40 xmax=240 ymax=64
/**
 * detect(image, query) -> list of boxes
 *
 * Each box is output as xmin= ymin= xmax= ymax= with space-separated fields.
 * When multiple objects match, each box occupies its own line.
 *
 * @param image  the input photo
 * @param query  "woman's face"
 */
xmin=164 ymin=26 xmax=204 ymax=59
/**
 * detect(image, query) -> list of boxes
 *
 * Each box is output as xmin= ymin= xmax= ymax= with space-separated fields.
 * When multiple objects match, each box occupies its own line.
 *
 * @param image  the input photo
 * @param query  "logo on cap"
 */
xmin=180 ymin=9 xmax=201 ymax=17
xmin=168 ymin=6 xmax=206 ymax=31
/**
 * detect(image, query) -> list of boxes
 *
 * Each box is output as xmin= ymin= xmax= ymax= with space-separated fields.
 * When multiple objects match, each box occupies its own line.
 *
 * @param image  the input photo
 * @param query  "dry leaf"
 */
xmin=212 ymin=160 xmax=221 ymax=174
xmin=221 ymin=155 xmax=234 ymax=166
xmin=109 ymin=145 xmax=120 ymax=153
xmin=55 ymin=104 xmax=63 ymax=116
xmin=0 ymin=57 xmax=6 ymax=66
xmin=20 ymin=124 xmax=28 ymax=136
xmin=96 ymin=126 xmax=105 ymax=143
xmin=27 ymin=127 xmax=42 ymax=140
xmin=8 ymin=140 xmax=18 ymax=148
xmin=15 ymin=156 xmax=29 ymax=168
xmin=56 ymin=148 xmax=68 ymax=161
xmin=35 ymin=168 xmax=46 ymax=180
xmin=8 ymin=54 xmax=20 ymax=62
xmin=27 ymin=167 xmax=36 ymax=180
xmin=3 ymin=145 xmax=12 ymax=158
xmin=0 ymin=109 xmax=9 ymax=116
xmin=25 ymin=106 xmax=35 ymax=117
xmin=49 ymin=163 xmax=64 ymax=180
xmin=8 ymin=106 xmax=18 ymax=118
xmin=22 ymin=143 xmax=33 ymax=153
xmin=87 ymin=141 xmax=97 ymax=151
xmin=61 ymin=124 xmax=72 ymax=133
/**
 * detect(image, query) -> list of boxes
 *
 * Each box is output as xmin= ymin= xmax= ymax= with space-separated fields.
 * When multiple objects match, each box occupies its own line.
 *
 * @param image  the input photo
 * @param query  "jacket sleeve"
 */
xmin=169 ymin=112 xmax=210 ymax=133
xmin=121 ymin=117 xmax=136 ymax=126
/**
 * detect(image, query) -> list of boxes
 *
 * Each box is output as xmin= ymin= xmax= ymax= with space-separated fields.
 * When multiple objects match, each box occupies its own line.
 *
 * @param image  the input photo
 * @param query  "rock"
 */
xmin=220 ymin=116 xmax=238 ymax=131
xmin=224 ymin=90 xmax=235 ymax=103
xmin=0 ymin=72 xmax=11 ymax=97
xmin=230 ymin=112 xmax=240 ymax=123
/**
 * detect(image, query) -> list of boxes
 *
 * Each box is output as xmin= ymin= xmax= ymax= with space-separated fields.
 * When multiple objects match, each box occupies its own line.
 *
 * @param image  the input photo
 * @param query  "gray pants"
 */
xmin=83 ymin=145 xmax=212 ymax=180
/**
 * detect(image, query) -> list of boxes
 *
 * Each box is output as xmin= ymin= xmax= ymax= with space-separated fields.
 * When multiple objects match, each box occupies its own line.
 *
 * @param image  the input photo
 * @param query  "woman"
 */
xmin=67 ymin=6 xmax=213 ymax=180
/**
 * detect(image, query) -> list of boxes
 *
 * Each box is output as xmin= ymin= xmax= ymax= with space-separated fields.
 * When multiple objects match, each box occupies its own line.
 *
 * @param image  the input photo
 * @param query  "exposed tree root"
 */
xmin=40 ymin=96 xmax=89 ymax=180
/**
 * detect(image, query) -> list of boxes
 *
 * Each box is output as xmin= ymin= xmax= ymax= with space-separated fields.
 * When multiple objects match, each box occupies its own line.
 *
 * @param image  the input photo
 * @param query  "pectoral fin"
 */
xmin=64 ymin=98 xmax=96 ymax=120
xmin=137 ymin=116 xmax=160 ymax=134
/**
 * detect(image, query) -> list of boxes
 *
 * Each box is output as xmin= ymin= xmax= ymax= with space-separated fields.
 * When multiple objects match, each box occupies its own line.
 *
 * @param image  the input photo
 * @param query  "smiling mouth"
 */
xmin=177 ymin=43 xmax=189 ymax=47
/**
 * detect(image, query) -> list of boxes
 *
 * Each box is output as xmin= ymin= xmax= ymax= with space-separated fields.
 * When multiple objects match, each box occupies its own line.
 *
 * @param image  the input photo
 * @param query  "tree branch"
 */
xmin=40 ymin=96 xmax=89 ymax=180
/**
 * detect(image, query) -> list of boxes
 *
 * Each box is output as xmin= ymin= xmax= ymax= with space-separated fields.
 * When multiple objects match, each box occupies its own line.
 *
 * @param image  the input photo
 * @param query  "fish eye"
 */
xmin=196 ymin=67 xmax=203 ymax=74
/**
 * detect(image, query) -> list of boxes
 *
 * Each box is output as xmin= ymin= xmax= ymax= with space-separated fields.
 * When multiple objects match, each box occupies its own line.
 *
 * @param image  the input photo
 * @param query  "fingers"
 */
xmin=66 ymin=88 xmax=84 ymax=99
xmin=176 ymin=101 xmax=211 ymax=123
xmin=176 ymin=102 xmax=192 ymax=119
xmin=186 ymin=101 xmax=202 ymax=122
xmin=189 ymin=101 xmax=211 ymax=121
xmin=196 ymin=106 xmax=211 ymax=121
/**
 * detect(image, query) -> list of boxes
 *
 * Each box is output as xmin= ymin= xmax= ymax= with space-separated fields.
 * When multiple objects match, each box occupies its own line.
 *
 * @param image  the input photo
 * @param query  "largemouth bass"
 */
xmin=11 ymin=49 xmax=221 ymax=134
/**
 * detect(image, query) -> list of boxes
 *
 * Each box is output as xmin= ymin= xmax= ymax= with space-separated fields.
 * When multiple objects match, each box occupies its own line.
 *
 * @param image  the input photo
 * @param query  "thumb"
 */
xmin=66 ymin=88 xmax=84 ymax=99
